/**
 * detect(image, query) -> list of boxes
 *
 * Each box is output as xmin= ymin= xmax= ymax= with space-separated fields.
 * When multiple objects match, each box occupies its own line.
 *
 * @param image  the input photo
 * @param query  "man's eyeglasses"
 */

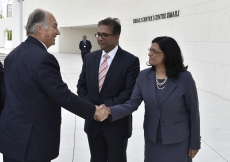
xmin=95 ymin=33 xmax=115 ymax=39
xmin=148 ymin=48 xmax=163 ymax=54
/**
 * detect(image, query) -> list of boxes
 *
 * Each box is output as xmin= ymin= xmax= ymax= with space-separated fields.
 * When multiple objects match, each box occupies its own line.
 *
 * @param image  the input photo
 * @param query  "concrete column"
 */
xmin=18 ymin=0 xmax=23 ymax=43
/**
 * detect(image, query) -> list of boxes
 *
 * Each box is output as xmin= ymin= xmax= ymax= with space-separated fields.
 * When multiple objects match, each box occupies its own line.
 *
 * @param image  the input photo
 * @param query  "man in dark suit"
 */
xmin=77 ymin=18 xmax=140 ymax=162
xmin=79 ymin=35 xmax=92 ymax=61
xmin=0 ymin=9 xmax=105 ymax=162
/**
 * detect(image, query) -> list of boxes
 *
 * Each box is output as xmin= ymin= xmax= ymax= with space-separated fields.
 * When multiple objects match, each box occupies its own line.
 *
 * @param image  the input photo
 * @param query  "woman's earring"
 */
xmin=146 ymin=61 xmax=150 ymax=66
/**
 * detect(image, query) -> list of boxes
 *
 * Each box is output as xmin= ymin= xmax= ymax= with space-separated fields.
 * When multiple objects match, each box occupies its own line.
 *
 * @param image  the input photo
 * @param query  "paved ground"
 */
xmin=0 ymin=49 xmax=230 ymax=162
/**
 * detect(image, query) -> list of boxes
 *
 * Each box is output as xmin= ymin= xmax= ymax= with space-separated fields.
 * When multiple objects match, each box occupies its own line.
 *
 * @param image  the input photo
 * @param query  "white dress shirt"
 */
xmin=38 ymin=40 xmax=47 ymax=49
xmin=99 ymin=45 xmax=118 ymax=68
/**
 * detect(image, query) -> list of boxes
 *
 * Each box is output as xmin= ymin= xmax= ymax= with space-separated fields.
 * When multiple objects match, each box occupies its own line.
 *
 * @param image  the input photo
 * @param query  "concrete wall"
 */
xmin=0 ymin=0 xmax=21 ymax=49
xmin=1 ymin=0 xmax=230 ymax=100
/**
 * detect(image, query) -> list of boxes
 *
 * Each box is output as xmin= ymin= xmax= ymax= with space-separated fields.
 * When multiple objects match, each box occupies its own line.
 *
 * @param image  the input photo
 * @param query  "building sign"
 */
xmin=133 ymin=10 xmax=180 ymax=23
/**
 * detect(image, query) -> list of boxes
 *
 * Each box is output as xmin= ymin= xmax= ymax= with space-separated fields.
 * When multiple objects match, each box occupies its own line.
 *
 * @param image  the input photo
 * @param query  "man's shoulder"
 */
xmin=119 ymin=47 xmax=138 ymax=59
xmin=26 ymin=42 xmax=49 ymax=57
xmin=12 ymin=41 xmax=50 ymax=59
xmin=5 ymin=43 xmax=52 ymax=70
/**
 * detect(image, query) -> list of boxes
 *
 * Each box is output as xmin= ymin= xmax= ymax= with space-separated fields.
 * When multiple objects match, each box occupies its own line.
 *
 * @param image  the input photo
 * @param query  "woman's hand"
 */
xmin=189 ymin=149 xmax=199 ymax=158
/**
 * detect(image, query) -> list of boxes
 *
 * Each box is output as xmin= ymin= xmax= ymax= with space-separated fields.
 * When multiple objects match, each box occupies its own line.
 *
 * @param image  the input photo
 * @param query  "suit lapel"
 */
xmin=146 ymin=71 xmax=177 ymax=106
xmin=158 ymin=78 xmax=177 ymax=105
xmin=146 ymin=70 xmax=158 ymax=106
xmin=100 ymin=47 xmax=122 ymax=92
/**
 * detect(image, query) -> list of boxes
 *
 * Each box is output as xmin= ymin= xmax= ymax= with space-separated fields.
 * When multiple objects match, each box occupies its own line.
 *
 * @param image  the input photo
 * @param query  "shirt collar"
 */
xmin=38 ymin=40 xmax=47 ymax=49
xmin=101 ymin=45 xmax=118 ymax=59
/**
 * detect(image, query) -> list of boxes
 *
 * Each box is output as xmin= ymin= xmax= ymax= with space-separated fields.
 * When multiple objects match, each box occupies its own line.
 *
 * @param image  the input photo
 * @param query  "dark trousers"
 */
xmin=81 ymin=51 xmax=89 ymax=61
xmin=87 ymin=131 xmax=128 ymax=162
xmin=3 ymin=155 xmax=50 ymax=162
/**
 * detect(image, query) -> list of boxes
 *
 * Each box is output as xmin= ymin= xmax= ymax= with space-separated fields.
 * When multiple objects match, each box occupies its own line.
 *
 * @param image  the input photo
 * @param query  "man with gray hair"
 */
xmin=0 ymin=9 xmax=106 ymax=162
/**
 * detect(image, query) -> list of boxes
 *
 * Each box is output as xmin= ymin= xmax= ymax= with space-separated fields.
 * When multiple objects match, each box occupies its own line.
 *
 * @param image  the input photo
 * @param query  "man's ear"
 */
xmin=36 ymin=24 xmax=44 ymax=34
xmin=115 ymin=34 xmax=120 ymax=39
xmin=115 ymin=34 xmax=120 ymax=43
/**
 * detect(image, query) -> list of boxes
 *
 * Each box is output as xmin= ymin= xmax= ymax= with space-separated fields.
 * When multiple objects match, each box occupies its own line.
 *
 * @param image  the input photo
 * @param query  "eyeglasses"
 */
xmin=148 ymin=48 xmax=163 ymax=54
xmin=95 ymin=33 xmax=115 ymax=39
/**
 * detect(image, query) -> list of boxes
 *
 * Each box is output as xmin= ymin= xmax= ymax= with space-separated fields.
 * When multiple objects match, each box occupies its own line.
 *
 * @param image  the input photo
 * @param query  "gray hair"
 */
xmin=25 ymin=9 xmax=48 ymax=36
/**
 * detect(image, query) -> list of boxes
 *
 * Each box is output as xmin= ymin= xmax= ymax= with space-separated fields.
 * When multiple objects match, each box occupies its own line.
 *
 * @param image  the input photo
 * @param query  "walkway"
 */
xmin=0 ymin=50 xmax=229 ymax=162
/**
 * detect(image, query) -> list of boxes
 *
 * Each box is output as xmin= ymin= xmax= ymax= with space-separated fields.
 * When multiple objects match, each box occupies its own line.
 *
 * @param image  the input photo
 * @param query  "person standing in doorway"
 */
xmin=77 ymin=18 xmax=140 ymax=162
xmin=79 ymin=35 xmax=92 ymax=61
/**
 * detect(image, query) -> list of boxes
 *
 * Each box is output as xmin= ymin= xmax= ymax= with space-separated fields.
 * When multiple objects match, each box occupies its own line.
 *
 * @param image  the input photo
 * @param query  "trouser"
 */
xmin=87 ymin=130 xmax=128 ymax=162
xmin=81 ymin=52 xmax=89 ymax=61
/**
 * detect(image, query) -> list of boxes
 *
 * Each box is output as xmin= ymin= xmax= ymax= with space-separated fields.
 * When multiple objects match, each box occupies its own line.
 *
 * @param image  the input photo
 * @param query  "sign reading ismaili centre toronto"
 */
xmin=133 ymin=10 xmax=180 ymax=23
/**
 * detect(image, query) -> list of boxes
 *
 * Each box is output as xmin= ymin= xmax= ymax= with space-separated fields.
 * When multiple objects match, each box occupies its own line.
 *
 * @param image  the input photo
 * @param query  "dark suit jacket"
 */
xmin=77 ymin=46 xmax=140 ymax=141
xmin=110 ymin=68 xmax=200 ymax=149
xmin=0 ymin=36 xmax=96 ymax=161
xmin=0 ymin=62 xmax=4 ymax=113
xmin=79 ymin=40 xmax=92 ymax=54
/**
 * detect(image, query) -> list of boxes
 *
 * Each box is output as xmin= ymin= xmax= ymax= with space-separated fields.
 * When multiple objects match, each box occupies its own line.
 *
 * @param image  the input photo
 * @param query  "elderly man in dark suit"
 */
xmin=79 ymin=35 xmax=92 ymax=61
xmin=0 ymin=9 xmax=105 ymax=162
xmin=77 ymin=18 xmax=140 ymax=162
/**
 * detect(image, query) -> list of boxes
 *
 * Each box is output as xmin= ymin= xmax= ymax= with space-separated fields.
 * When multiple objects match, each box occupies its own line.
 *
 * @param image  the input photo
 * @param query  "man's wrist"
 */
xmin=106 ymin=107 xmax=111 ymax=114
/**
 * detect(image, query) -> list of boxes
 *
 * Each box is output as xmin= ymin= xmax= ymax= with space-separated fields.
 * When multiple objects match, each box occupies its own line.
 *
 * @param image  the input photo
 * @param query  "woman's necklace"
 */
xmin=156 ymin=73 xmax=167 ymax=89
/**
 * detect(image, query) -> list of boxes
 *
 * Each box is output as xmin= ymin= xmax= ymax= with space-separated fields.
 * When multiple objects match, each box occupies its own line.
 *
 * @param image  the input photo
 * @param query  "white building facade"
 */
xmin=7 ymin=3 xmax=12 ymax=18
xmin=0 ymin=0 xmax=230 ymax=100
xmin=1 ymin=0 xmax=12 ymax=18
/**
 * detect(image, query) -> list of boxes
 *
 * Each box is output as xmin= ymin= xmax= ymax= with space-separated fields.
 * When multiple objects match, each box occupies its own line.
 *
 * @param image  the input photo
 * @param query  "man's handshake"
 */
xmin=94 ymin=104 xmax=111 ymax=122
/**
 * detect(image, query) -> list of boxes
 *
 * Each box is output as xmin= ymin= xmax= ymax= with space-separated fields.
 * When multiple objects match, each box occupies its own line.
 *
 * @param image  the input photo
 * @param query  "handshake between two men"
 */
xmin=94 ymin=104 xmax=111 ymax=122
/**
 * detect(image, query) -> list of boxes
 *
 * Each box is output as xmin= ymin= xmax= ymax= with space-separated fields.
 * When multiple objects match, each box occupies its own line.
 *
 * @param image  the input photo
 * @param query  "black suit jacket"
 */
xmin=0 ymin=62 xmax=4 ymax=113
xmin=77 ymin=46 xmax=140 ymax=141
xmin=0 ymin=36 xmax=96 ymax=161
xmin=79 ymin=40 xmax=92 ymax=54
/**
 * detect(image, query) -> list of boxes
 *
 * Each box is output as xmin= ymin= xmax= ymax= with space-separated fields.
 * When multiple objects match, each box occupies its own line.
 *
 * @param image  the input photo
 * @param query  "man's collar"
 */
xmin=38 ymin=40 xmax=47 ymax=49
xmin=101 ymin=45 xmax=118 ymax=59
xmin=26 ymin=36 xmax=47 ymax=51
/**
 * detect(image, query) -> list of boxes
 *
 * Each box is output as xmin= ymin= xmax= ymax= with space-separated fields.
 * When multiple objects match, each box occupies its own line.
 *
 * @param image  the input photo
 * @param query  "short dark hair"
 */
xmin=83 ymin=35 xmax=86 ymax=38
xmin=25 ymin=9 xmax=48 ymax=36
xmin=98 ymin=17 xmax=121 ymax=35
xmin=149 ymin=36 xmax=188 ymax=78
